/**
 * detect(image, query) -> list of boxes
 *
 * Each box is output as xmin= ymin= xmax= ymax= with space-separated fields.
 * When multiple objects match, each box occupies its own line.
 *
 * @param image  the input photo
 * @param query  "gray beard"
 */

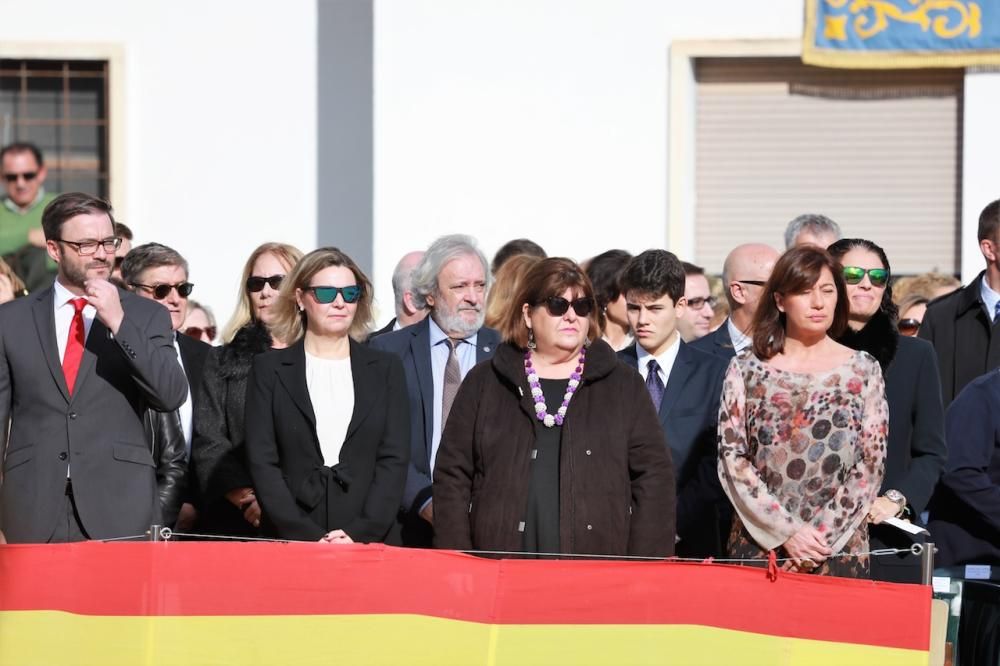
xmin=433 ymin=307 xmax=484 ymax=338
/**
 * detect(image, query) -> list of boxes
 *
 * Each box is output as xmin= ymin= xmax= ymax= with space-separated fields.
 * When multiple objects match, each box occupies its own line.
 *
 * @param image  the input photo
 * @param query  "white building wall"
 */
xmin=0 ymin=0 xmax=317 ymax=329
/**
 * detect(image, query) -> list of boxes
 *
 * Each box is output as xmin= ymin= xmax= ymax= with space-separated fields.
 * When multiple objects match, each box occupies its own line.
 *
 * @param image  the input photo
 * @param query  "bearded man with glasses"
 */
xmin=0 ymin=193 xmax=188 ymax=544
xmin=0 ymin=142 xmax=60 ymax=293
xmin=120 ymin=243 xmax=211 ymax=532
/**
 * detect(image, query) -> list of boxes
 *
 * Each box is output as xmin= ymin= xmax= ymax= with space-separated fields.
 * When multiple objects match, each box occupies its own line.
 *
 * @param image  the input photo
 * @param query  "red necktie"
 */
xmin=62 ymin=297 xmax=88 ymax=395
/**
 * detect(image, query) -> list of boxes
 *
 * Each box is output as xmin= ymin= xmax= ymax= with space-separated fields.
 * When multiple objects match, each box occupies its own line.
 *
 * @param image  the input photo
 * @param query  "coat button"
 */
xmin=58 ymin=452 xmax=67 ymax=461
xmin=586 ymin=524 xmax=593 ymax=530
xmin=585 ymin=449 xmax=591 ymax=456
xmin=68 ymin=412 xmax=77 ymax=420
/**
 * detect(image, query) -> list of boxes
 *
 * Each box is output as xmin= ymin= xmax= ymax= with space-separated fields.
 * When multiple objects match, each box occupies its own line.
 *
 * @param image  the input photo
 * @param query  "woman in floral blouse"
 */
xmin=717 ymin=246 xmax=888 ymax=577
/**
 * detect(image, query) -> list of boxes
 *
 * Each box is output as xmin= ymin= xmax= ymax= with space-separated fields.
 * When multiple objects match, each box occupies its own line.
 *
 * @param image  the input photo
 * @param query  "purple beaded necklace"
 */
xmin=524 ymin=347 xmax=586 ymax=428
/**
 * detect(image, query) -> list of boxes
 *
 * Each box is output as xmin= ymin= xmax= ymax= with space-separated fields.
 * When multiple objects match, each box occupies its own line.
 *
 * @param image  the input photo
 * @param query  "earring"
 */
xmin=527 ymin=328 xmax=537 ymax=350
xmin=298 ymin=304 xmax=304 ymax=312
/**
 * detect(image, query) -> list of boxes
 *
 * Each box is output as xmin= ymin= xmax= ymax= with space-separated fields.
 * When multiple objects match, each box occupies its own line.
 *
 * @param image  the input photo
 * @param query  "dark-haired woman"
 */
xmin=828 ymin=239 xmax=946 ymax=583
xmin=434 ymin=257 xmax=674 ymax=557
xmin=245 ymin=248 xmax=409 ymax=542
xmin=718 ymin=246 xmax=888 ymax=577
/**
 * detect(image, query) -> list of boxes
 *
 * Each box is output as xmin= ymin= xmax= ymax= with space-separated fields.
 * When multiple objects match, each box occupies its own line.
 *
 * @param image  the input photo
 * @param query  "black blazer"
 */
xmin=369 ymin=316 xmax=501 ymax=515
xmin=367 ymin=317 xmax=397 ymax=341
xmin=919 ymin=272 xmax=1000 ymax=404
xmin=689 ymin=319 xmax=736 ymax=361
xmin=928 ymin=369 xmax=1000 ymax=566
xmin=245 ymin=338 xmax=410 ymax=542
xmin=619 ymin=341 xmax=729 ymax=556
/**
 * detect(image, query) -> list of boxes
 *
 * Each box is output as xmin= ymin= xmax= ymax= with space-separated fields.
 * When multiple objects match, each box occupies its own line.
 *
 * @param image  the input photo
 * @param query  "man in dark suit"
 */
xmin=920 ymin=198 xmax=1000 ymax=404
xmin=0 ymin=193 xmax=187 ymax=543
xmin=369 ymin=250 xmax=427 ymax=339
xmin=371 ymin=234 xmax=500 ymax=546
xmin=927 ymin=368 xmax=1000 ymax=567
xmin=691 ymin=243 xmax=778 ymax=361
xmin=617 ymin=250 xmax=730 ymax=557
xmin=121 ymin=242 xmax=212 ymax=529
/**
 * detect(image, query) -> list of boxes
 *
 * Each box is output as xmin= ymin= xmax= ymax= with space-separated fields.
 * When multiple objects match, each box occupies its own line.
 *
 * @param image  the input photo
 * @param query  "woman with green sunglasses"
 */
xmin=828 ymin=238 xmax=946 ymax=583
xmin=245 ymin=247 xmax=410 ymax=544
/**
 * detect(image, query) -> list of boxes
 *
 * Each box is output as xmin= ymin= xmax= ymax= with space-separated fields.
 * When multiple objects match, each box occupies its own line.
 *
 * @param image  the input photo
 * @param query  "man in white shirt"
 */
xmin=618 ymin=249 xmax=730 ymax=557
xmin=121 ymin=242 xmax=212 ymax=529
xmin=0 ymin=193 xmax=187 ymax=543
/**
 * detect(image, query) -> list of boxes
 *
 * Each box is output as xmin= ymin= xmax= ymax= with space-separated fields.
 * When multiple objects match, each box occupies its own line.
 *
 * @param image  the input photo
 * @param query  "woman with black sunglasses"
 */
xmin=192 ymin=242 xmax=303 ymax=538
xmin=434 ymin=257 xmax=675 ymax=557
xmin=245 ymin=247 xmax=410 ymax=543
xmin=827 ymin=238 xmax=946 ymax=583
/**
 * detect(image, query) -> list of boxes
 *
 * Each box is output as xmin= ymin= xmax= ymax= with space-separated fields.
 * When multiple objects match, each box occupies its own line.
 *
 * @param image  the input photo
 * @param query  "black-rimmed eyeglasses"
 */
xmin=56 ymin=237 xmax=122 ymax=256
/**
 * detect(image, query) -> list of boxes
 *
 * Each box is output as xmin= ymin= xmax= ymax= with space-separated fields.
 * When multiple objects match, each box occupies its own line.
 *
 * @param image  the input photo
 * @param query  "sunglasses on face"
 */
xmin=131 ymin=282 xmax=194 ymax=299
xmin=842 ymin=266 xmax=889 ymax=287
xmin=246 ymin=275 xmax=284 ymax=293
xmin=306 ymin=285 xmax=362 ymax=304
xmin=538 ymin=296 xmax=595 ymax=318
xmin=3 ymin=172 xmax=37 ymax=183
xmin=183 ymin=325 xmax=217 ymax=340
xmin=897 ymin=318 xmax=921 ymax=336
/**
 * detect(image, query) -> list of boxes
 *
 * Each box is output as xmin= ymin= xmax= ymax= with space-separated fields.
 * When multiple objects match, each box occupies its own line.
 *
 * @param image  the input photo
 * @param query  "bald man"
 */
xmin=690 ymin=243 xmax=779 ymax=360
xmin=370 ymin=250 xmax=427 ymax=339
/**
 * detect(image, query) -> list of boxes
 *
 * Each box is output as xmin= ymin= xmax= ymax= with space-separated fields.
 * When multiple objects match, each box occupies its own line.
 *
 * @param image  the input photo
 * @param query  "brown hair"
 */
xmin=498 ymin=257 xmax=601 ymax=348
xmin=751 ymin=246 xmax=849 ymax=360
xmin=484 ymin=253 xmax=543 ymax=328
xmin=271 ymin=247 xmax=375 ymax=344
xmin=41 ymin=192 xmax=115 ymax=241
xmin=222 ymin=242 xmax=304 ymax=343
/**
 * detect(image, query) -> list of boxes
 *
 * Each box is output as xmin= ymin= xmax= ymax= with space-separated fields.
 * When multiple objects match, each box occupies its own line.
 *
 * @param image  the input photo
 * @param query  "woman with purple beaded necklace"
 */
xmin=433 ymin=257 xmax=675 ymax=558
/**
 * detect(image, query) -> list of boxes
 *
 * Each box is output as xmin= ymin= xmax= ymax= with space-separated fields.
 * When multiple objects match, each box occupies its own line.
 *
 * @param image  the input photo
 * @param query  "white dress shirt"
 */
xmin=635 ymin=334 xmax=682 ymax=389
xmin=727 ymin=318 xmax=753 ymax=354
xmin=173 ymin=334 xmax=194 ymax=458
xmin=306 ymin=351 xmax=355 ymax=467
xmin=981 ymin=278 xmax=1000 ymax=323
xmin=53 ymin=280 xmax=96 ymax=363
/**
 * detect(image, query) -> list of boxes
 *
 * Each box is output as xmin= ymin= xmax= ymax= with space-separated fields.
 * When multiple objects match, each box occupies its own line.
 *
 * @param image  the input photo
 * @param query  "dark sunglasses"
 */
xmin=538 ymin=296 xmax=595 ymax=318
xmin=246 ymin=275 xmax=284 ymax=293
xmin=842 ymin=266 xmax=889 ymax=287
xmin=3 ymin=172 xmax=37 ymax=183
xmin=897 ymin=318 xmax=921 ymax=336
xmin=307 ymin=285 xmax=362 ymax=304
xmin=131 ymin=282 xmax=194 ymax=299
xmin=183 ymin=325 xmax=217 ymax=340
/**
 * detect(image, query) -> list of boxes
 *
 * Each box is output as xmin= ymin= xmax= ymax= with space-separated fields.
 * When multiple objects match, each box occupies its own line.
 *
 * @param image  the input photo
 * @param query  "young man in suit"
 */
xmin=121 ymin=242 xmax=212 ymax=529
xmin=0 ymin=193 xmax=187 ymax=543
xmin=618 ymin=249 xmax=730 ymax=558
xmin=370 ymin=234 xmax=500 ymax=547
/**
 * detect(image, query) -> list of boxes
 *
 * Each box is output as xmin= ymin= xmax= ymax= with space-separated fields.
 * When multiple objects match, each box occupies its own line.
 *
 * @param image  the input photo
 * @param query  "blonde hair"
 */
xmin=270 ymin=247 xmax=375 ymax=345
xmin=484 ymin=253 xmax=542 ymax=328
xmin=892 ymin=272 xmax=960 ymax=306
xmin=0 ymin=257 xmax=27 ymax=301
xmin=222 ymin=242 xmax=304 ymax=343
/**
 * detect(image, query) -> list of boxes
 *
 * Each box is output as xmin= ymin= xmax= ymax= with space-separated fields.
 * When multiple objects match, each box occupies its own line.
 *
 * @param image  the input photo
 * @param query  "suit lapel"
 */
xmin=409 ymin=319 xmax=435 ymax=451
xmin=475 ymin=327 xmax=499 ymax=362
xmin=344 ymin=340 xmax=380 ymax=440
xmin=32 ymin=288 xmax=71 ymax=403
xmin=276 ymin=341 xmax=317 ymax=431
xmin=661 ymin=343 xmax=694 ymax=424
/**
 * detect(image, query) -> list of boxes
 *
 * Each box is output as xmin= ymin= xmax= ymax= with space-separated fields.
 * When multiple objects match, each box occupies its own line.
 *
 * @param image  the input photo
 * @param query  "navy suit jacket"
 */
xmin=689 ymin=319 xmax=736 ymax=361
xmin=370 ymin=316 xmax=500 ymax=515
xmin=619 ymin=340 xmax=729 ymax=556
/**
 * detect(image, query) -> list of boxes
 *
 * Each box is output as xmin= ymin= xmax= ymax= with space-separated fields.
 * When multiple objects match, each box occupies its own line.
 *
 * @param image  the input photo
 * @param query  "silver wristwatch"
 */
xmin=884 ymin=489 xmax=907 ymax=517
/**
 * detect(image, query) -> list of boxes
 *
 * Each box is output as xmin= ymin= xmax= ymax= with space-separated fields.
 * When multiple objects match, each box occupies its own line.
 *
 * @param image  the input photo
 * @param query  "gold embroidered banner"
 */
xmin=803 ymin=0 xmax=1000 ymax=68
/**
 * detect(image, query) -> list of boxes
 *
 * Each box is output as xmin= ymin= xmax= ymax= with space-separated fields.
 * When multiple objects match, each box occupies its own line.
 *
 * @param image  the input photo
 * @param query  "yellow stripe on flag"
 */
xmin=0 ymin=611 xmax=929 ymax=666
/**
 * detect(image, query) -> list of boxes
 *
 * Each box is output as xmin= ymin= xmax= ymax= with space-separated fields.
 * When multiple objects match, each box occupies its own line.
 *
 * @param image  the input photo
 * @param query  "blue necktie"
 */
xmin=645 ymin=359 xmax=664 ymax=412
xmin=995 ymin=300 xmax=1000 ymax=323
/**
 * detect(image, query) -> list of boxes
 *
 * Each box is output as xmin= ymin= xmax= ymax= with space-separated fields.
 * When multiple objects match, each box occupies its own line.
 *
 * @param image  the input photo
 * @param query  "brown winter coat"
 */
xmin=433 ymin=339 xmax=676 ymax=557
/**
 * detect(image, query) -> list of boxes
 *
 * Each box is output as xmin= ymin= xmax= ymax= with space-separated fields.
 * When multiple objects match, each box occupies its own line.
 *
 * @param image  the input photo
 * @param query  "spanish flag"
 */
xmin=0 ymin=542 xmax=930 ymax=664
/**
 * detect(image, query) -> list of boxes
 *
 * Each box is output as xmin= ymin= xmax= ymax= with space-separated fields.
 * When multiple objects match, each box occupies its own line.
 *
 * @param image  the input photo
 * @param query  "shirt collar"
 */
xmin=727 ymin=318 xmax=752 ymax=352
xmin=428 ymin=315 xmax=478 ymax=347
xmin=980 ymin=277 xmax=1000 ymax=319
xmin=635 ymin=334 xmax=681 ymax=374
xmin=2 ymin=187 xmax=46 ymax=214
xmin=53 ymin=279 xmax=90 ymax=309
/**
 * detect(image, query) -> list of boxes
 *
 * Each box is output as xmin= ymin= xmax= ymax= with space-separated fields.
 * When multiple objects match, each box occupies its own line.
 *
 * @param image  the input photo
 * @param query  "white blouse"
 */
xmin=305 ymin=351 xmax=355 ymax=466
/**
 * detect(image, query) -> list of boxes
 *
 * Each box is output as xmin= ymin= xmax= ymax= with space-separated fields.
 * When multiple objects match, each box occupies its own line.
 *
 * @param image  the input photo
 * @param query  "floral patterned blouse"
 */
xmin=717 ymin=350 xmax=888 ymax=556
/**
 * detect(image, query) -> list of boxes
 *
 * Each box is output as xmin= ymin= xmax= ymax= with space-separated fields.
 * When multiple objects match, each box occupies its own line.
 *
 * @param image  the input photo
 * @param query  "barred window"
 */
xmin=0 ymin=59 xmax=109 ymax=198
